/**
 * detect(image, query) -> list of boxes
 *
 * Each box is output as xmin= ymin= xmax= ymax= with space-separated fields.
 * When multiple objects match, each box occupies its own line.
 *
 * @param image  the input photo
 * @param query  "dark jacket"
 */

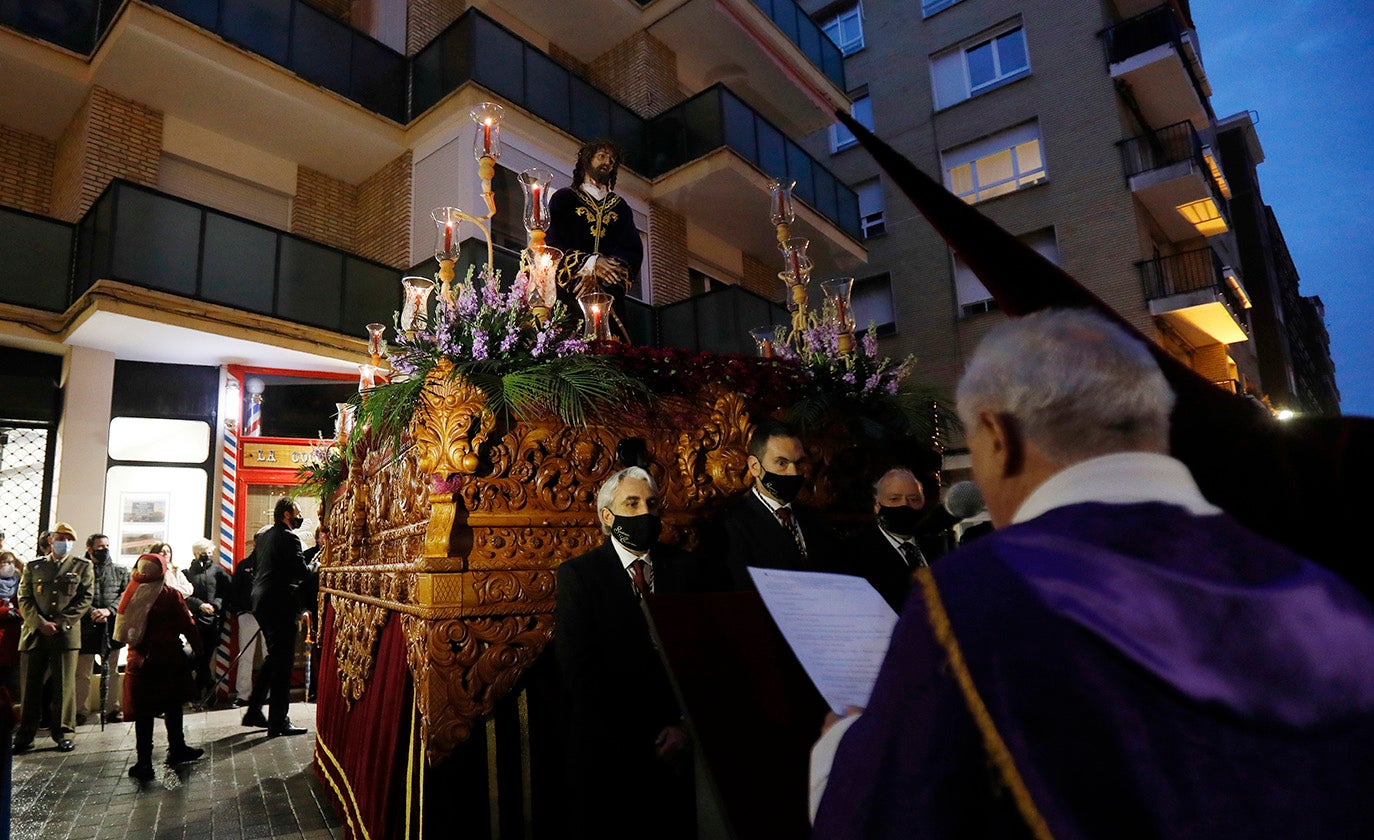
xmin=251 ymin=523 xmax=307 ymax=624
xmin=81 ymin=557 xmax=130 ymax=653
xmin=709 ymin=489 xmax=842 ymax=590
xmin=845 ymin=522 xmax=951 ymax=612
xmin=185 ymin=555 xmax=231 ymax=628
xmin=230 ymin=551 xmax=256 ymax=614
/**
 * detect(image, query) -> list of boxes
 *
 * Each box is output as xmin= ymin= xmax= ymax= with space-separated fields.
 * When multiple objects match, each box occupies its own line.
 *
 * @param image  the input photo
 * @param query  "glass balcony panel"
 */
xmin=622 ymin=298 xmax=656 ymax=347
xmin=835 ymin=185 xmax=860 ymax=240
xmin=147 ymin=0 xmax=219 ymax=32
xmin=785 ymin=141 xmax=815 ymax=205
xmin=812 ymin=166 xmax=839 ymax=221
xmin=471 ymin=15 xmax=524 ymax=104
xmin=659 ymin=300 xmax=699 ymax=350
xmin=351 ymin=34 xmax=407 ymax=121
xmin=200 ymin=212 xmax=277 ymax=314
xmin=0 ymin=208 xmax=72 ymax=311
xmin=220 ymin=0 xmax=292 ymax=66
xmin=569 ymin=76 xmax=613 ymax=146
xmin=411 ymin=15 xmax=473 ymax=116
xmin=610 ymin=104 xmax=646 ymax=174
xmin=756 ymin=121 xmax=787 ymax=180
xmin=342 ymin=257 xmax=399 ymax=332
xmin=0 ymin=0 xmax=100 ymax=52
xmin=291 ymin=3 xmax=353 ymax=97
xmin=694 ymin=290 xmax=744 ymax=354
xmin=682 ymin=94 xmax=724 ymax=161
xmin=722 ymin=91 xmax=758 ymax=164
xmin=525 ymin=50 xmax=573 ymax=132
xmin=110 ymin=188 xmax=201 ymax=295
xmin=278 ymin=238 xmax=343 ymax=329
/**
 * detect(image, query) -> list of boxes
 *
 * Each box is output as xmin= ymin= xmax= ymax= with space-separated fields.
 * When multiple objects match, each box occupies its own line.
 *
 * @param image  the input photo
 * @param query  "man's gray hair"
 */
xmin=596 ymin=467 xmax=659 ymax=534
xmin=871 ymin=467 xmax=918 ymax=499
xmin=955 ymin=309 xmax=1175 ymax=463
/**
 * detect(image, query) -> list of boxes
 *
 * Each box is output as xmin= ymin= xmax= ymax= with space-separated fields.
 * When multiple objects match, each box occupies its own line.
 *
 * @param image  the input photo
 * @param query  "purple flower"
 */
xmin=842 ymin=371 xmax=857 ymax=385
xmin=457 ymin=286 xmax=478 ymax=319
xmin=532 ymin=328 xmax=550 ymax=358
xmin=472 ymin=331 xmax=489 ymax=361
xmin=499 ymin=330 xmax=520 ymax=353
xmin=862 ymin=329 xmax=877 ymax=356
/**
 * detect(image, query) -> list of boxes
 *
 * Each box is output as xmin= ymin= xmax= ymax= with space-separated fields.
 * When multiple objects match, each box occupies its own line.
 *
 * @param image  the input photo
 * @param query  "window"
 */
xmin=955 ymin=227 xmax=1058 ymax=316
xmin=109 ymin=418 xmax=211 ymax=464
xmin=922 ymin=0 xmax=964 ymax=17
xmin=830 ymin=94 xmax=873 ymax=153
xmin=942 ymin=122 xmax=1046 ymax=203
xmin=931 ymin=25 xmax=1030 ymax=109
xmin=822 ymin=3 xmax=864 ymax=56
xmin=857 ymin=178 xmax=885 ymax=239
xmin=689 ymin=268 xmax=721 ymax=297
xmin=853 ymin=273 xmax=896 ymax=334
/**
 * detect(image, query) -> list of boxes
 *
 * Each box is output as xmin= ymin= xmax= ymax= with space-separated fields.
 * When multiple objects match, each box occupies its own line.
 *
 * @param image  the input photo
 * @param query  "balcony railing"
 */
xmin=1101 ymin=5 xmax=1210 ymax=116
xmin=1120 ymin=120 xmax=1229 ymax=219
xmin=1138 ymin=247 xmax=1247 ymax=331
xmin=0 ymin=0 xmax=115 ymax=53
xmin=749 ymin=0 xmax=845 ymax=89
xmin=0 ymin=204 xmax=75 ymax=311
xmin=658 ymin=285 xmax=788 ymax=355
xmin=646 ymin=84 xmax=861 ymax=238
xmin=72 ymin=180 xmax=401 ymax=333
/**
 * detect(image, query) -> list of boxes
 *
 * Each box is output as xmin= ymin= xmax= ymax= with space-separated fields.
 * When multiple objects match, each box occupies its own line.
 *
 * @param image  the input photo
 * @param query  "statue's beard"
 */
xmin=589 ymin=164 xmax=613 ymax=185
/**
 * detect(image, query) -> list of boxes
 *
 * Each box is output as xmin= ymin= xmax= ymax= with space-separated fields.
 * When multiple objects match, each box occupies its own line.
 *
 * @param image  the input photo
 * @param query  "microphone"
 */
xmin=943 ymin=481 xmax=984 ymax=520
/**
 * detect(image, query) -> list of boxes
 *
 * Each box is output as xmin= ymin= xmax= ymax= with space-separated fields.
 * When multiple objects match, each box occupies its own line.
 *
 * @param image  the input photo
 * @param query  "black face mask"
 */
xmin=759 ymin=470 xmax=805 ymax=504
xmin=289 ymin=516 xmax=305 ymax=530
xmin=609 ymin=513 xmax=661 ymax=553
xmin=878 ymin=504 xmax=923 ymax=537
xmin=91 ymin=548 xmax=110 ymax=563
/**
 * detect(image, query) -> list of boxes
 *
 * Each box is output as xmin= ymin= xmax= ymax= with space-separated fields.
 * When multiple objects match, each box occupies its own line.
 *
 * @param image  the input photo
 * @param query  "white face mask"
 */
xmin=0 ymin=564 xmax=15 ymax=579
xmin=52 ymin=540 xmax=74 ymax=558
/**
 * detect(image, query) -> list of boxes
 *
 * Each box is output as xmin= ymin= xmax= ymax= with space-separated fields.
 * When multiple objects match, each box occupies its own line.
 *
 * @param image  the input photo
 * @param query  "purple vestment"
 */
xmin=813 ymin=502 xmax=1374 ymax=839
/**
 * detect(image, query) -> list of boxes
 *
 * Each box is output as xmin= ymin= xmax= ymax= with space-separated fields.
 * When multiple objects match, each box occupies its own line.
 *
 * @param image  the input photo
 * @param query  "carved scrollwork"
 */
xmin=402 ymin=612 xmax=554 ymax=764
xmin=332 ymin=597 xmax=390 ymax=704
xmin=410 ymin=359 xmax=498 ymax=479
xmin=675 ymin=389 xmax=754 ymax=509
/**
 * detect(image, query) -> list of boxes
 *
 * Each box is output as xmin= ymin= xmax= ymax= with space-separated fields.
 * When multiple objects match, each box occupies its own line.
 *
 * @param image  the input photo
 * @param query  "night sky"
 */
xmin=1190 ymin=0 xmax=1374 ymax=416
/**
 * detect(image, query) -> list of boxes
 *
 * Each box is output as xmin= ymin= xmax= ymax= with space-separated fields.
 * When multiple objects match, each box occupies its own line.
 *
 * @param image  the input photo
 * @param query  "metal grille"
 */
xmin=0 ymin=425 xmax=50 ymax=560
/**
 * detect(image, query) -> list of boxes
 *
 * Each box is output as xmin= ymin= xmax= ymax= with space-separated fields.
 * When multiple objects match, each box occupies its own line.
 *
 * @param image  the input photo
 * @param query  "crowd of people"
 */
xmin=2 ymin=498 xmax=322 ymax=780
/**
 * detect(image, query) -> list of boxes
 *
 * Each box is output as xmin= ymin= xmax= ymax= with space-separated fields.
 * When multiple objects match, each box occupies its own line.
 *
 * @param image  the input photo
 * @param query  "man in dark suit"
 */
xmin=849 ymin=467 xmax=951 ymax=611
xmin=555 ymin=466 xmax=701 ymax=839
xmin=241 ymin=498 xmax=307 ymax=737
xmin=714 ymin=420 xmax=839 ymax=590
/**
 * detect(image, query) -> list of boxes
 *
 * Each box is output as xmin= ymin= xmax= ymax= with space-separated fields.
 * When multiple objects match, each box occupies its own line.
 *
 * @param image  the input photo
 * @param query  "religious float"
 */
xmin=307 ymin=104 xmax=943 ymax=839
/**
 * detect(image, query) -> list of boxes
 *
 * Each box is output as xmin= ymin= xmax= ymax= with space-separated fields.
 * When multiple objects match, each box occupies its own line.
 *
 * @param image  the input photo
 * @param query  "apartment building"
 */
xmin=0 ymin=0 xmax=865 ymax=564
xmin=799 ymin=0 xmax=1336 ymax=438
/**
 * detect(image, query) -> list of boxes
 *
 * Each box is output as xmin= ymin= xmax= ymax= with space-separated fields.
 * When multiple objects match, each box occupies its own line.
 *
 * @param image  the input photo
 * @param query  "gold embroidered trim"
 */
xmin=316 ymin=733 xmax=372 ymax=840
xmin=915 ymin=568 xmax=1055 ymax=840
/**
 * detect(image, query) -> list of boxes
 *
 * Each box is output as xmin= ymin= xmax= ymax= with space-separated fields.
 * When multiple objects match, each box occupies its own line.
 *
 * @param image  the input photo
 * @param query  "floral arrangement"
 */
xmin=295 ymin=441 xmax=348 ymax=505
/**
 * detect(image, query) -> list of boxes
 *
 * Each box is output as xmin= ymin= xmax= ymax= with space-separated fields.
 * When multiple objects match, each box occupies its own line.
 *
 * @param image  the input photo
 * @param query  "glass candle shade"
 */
xmin=519 ymin=168 xmax=554 ymax=233
xmin=768 ymin=179 xmax=797 ymax=227
xmin=358 ymin=363 xmax=377 ymax=393
xmin=335 ymin=402 xmax=354 ymax=444
xmin=400 ymin=276 xmax=435 ymax=331
xmin=577 ymin=291 xmax=614 ymax=342
xmin=821 ymin=277 xmax=856 ymax=331
xmin=779 ymin=236 xmax=812 ymax=283
xmin=431 ymin=207 xmax=463 ymax=263
xmin=524 ymin=244 xmax=562 ymax=311
xmin=470 ymin=102 xmax=505 ymax=160
xmin=365 ymin=323 xmax=386 ymax=359
xmin=749 ymin=325 xmax=777 ymax=358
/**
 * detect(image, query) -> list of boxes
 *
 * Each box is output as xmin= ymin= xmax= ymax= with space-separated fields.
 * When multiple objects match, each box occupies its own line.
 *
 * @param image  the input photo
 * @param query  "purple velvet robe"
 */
xmin=813 ymin=503 xmax=1374 ymax=839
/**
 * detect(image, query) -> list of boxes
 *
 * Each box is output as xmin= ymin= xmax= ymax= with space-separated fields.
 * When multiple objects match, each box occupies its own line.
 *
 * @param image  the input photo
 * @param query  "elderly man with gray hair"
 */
xmin=554 ymin=466 xmax=704 ymax=839
xmin=810 ymin=309 xmax=1374 ymax=838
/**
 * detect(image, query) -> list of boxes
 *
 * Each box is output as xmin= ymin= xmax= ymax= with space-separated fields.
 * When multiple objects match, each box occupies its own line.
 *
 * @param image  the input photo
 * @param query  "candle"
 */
xmin=531 ymin=185 xmax=541 ymax=224
xmin=762 ymin=338 xmax=773 ymax=358
xmin=789 ymin=250 xmax=802 ymax=278
xmin=776 ymin=190 xmax=787 ymax=219
xmin=482 ymin=120 xmax=492 ymax=157
xmin=443 ymin=221 xmax=453 ymax=254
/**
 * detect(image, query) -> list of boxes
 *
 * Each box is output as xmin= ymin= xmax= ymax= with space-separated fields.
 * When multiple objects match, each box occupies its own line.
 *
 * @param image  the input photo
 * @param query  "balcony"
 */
xmin=1120 ymin=120 xmax=1230 ymax=241
xmin=0 ymin=204 xmax=74 ymax=312
xmin=1140 ymin=247 xmax=1249 ymax=345
xmin=1101 ymin=5 xmax=1211 ymax=130
xmin=646 ymin=84 xmax=864 ymax=267
xmin=472 ymin=0 xmax=846 ymax=136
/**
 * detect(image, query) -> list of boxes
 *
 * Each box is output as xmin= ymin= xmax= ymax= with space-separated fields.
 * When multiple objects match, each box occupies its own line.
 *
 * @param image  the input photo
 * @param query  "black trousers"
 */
xmin=248 ymin=615 xmax=296 ymax=727
xmin=135 ymin=707 xmax=185 ymax=764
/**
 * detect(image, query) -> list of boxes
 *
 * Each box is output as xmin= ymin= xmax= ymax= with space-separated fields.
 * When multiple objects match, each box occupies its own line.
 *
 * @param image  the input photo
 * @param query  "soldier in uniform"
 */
xmin=545 ymin=139 xmax=643 ymax=340
xmin=13 ymin=521 xmax=94 ymax=752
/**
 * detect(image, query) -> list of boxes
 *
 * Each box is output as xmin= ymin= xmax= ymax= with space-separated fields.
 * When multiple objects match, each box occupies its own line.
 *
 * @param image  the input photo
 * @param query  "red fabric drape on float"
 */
xmin=315 ymin=602 xmax=412 ymax=840
xmin=835 ymin=110 xmax=1374 ymax=600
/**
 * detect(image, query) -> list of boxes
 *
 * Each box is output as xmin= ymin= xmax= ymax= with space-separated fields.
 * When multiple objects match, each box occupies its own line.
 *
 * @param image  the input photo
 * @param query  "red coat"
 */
xmin=0 ymin=601 xmax=20 ymax=667
xmin=122 ymin=587 xmax=199 ymax=718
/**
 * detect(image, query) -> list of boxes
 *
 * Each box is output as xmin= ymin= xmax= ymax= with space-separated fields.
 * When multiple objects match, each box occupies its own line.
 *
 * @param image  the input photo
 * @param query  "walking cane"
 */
xmin=197 ymin=626 xmax=263 ymax=709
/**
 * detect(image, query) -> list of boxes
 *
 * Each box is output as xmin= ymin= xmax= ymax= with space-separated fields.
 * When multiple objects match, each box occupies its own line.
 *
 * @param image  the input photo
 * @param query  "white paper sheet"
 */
xmin=748 ymin=567 xmax=899 ymax=714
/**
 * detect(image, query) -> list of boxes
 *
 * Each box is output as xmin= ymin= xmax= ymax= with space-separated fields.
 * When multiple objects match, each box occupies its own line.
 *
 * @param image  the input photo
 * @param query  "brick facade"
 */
xmin=548 ymin=43 xmax=588 ymax=77
xmin=648 ymin=203 xmax=689 ymax=305
xmin=407 ymin=0 xmax=465 ymax=55
xmin=51 ymin=87 xmax=163 ymax=221
xmin=587 ymin=32 xmax=683 ymax=119
xmin=293 ymin=167 xmax=358 ymax=254
xmin=0 ymin=124 xmax=55 ymax=215
xmin=305 ymin=0 xmax=350 ymax=21
xmin=741 ymin=253 xmax=779 ymax=300
xmin=356 ymin=152 xmax=412 ymax=268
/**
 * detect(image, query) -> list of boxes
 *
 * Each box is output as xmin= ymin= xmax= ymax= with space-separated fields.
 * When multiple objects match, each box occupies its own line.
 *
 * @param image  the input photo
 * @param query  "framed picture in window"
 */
xmin=119 ymin=492 xmax=169 ymax=561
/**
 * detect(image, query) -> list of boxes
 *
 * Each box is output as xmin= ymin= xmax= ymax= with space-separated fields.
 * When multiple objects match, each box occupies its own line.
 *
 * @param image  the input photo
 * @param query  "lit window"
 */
xmin=830 ymin=95 xmax=874 ymax=153
xmin=857 ymin=178 xmax=885 ymax=239
xmin=931 ymin=25 xmax=1031 ymax=109
xmin=108 ymin=418 xmax=212 ymax=464
xmin=822 ymin=3 xmax=865 ymax=56
xmin=1175 ymin=198 xmax=1228 ymax=236
xmin=942 ymin=122 xmax=1047 ymax=203
xmin=955 ymin=227 xmax=1058 ymax=316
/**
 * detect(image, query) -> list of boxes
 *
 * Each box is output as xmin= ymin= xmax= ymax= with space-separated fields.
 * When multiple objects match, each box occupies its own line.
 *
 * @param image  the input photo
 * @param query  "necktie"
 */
xmin=629 ymin=558 xmax=650 ymax=599
xmin=775 ymin=507 xmax=808 ymax=560
xmin=898 ymin=541 xmax=927 ymax=569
